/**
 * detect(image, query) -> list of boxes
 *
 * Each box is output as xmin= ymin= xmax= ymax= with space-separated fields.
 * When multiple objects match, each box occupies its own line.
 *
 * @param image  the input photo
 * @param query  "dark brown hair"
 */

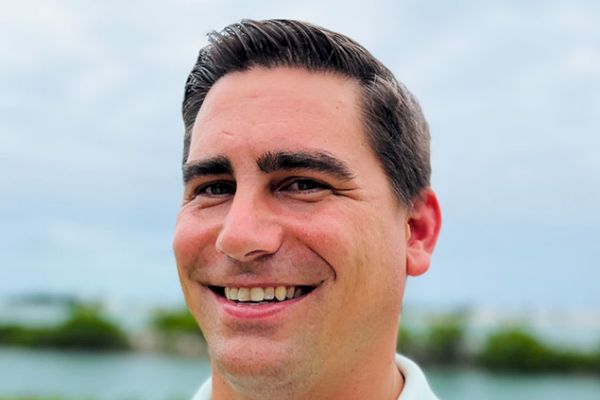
xmin=182 ymin=19 xmax=430 ymax=205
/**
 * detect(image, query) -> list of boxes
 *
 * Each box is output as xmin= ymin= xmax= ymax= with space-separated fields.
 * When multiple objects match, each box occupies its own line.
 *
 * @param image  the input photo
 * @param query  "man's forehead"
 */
xmin=189 ymin=67 xmax=365 ymax=153
xmin=196 ymin=66 xmax=360 ymax=121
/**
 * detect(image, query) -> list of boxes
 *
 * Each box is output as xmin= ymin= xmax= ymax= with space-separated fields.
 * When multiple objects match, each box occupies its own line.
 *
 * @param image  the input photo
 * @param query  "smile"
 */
xmin=209 ymin=285 xmax=318 ymax=304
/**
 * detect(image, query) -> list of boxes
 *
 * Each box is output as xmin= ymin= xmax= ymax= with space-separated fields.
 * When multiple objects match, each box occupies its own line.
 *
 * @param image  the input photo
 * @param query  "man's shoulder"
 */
xmin=191 ymin=354 xmax=439 ymax=400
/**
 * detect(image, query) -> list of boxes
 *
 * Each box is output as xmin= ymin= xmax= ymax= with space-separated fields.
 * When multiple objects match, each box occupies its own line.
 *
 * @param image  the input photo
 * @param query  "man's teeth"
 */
xmin=224 ymin=286 xmax=304 ymax=302
xmin=264 ymin=287 xmax=275 ymax=300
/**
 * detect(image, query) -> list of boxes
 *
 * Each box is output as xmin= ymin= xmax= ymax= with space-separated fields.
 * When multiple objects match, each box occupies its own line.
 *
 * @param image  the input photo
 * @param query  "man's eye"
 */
xmin=195 ymin=182 xmax=236 ymax=197
xmin=281 ymin=179 xmax=330 ymax=192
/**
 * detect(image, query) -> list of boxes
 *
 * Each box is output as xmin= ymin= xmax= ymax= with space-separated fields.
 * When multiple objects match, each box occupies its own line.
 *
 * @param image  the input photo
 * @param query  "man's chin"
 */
xmin=212 ymin=344 xmax=294 ymax=377
xmin=209 ymin=339 xmax=318 ymax=393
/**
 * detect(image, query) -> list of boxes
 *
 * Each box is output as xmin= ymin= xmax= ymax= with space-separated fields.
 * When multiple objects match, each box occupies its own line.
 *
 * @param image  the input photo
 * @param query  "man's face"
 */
xmin=173 ymin=67 xmax=410 ymax=389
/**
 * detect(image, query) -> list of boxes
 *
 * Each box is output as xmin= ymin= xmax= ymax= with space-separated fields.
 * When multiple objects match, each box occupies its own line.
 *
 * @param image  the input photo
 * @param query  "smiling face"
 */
xmin=173 ymin=67 xmax=413 ymax=397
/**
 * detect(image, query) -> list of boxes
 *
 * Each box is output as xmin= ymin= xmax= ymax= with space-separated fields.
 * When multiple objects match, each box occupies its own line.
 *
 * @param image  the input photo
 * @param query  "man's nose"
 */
xmin=216 ymin=192 xmax=283 ymax=262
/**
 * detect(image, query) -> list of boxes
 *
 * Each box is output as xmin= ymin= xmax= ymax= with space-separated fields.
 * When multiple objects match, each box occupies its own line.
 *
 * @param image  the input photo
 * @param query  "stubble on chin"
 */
xmin=209 ymin=335 xmax=323 ymax=400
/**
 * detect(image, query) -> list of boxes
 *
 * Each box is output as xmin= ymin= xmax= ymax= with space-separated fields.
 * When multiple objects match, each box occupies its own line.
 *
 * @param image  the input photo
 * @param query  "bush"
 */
xmin=0 ymin=325 xmax=27 ymax=345
xmin=45 ymin=304 xmax=129 ymax=350
xmin=0 ymin=304 xmax=129 ymax=351
xmin=397 ymin=316 xmax=467 ymax=365
xmin=0 ymin=324 xmax=53 ymax=347
xmin=396 ymin=325 xmax=417 ymax=357
xmin=424 ymin=317 xmax=466 ymax=365
xmin=475 ymin=328 xmax=585 ymax=372
xmin=149 ymin=308 xmax=206 ymax=356
xmin=549 ymin=349 xmax=595 ymax=372
xmin=591 ymin=344 xmax=600 ymax=372
xmin=0 ymin=397 xmax=64 ymax=400
xmin=151 ymin=308 xmax=204 ymax=339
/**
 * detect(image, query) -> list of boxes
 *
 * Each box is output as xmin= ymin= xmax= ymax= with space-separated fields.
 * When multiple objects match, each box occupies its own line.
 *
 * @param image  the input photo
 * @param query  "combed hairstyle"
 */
xmin=182 ymin=19 xmax=431 ymax=205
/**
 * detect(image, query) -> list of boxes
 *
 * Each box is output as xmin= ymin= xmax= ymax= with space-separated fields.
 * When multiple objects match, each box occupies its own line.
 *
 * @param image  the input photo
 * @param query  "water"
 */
xmin=1 ymin=347 xmax=599 ymax=399
xmin=0 ymin=347 xmax=209 ymax=400
xmin=427 ymin=367 xmax=600 ymax=400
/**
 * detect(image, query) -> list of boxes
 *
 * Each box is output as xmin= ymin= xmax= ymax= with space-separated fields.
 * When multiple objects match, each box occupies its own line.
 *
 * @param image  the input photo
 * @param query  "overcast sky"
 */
xmin=1 ymin=0 xmax=598 ymax=310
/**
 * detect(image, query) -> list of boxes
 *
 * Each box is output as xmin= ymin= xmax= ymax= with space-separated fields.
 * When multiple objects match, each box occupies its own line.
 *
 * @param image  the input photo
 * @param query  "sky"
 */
xmin=1 ymin=0 xmax=599 ymax=310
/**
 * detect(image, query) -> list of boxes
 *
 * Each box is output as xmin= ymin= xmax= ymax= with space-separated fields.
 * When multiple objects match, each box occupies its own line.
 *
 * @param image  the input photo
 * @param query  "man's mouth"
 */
xmin=209 ymin=285 xmax=317 ymax=304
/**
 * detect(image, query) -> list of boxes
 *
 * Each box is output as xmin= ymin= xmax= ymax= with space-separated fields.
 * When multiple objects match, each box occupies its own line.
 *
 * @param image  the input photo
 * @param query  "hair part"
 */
xmin=182 ymin=19 xmax=430 ymax=205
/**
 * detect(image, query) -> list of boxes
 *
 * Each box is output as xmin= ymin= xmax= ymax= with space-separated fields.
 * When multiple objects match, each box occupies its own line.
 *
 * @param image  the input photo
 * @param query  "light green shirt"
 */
xmin=192 ymin=354 xmax=439 ymax=399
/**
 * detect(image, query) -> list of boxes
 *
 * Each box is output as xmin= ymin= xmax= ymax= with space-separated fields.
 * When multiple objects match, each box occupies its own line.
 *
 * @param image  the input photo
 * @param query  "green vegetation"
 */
xmin=477 ymin=328 xmax=600 ymax=373
xmin=0 ymin=398 xmax=186 ymax=400
xmin=397 ymin=314 xmax=467 ymax=365
xmin=0 ymin=324 xmax=48 ymax=347
xmin=397 ymin=319 xmax=599 ymax=374
xmin=149 ymin=307 xmax=206 ymax=356
xmin=2 ymin=302 xmax=599 ymax=374
xmin=46 ymin=304 xmax=129 ymax=350
xmin=0 ymin=304 xmax=129 ymax=350
xmin=422 ymin=316 xmax=466 ymax=365
xmin=396 ymin=325 xmax=415 ymax=357
xmin=151 ymin=308 xmax=203 ymax=338
xmin=477 ymin=328 xmax=551 ymax=371
xmin=0 ymin=397 xmax=65 ymax=400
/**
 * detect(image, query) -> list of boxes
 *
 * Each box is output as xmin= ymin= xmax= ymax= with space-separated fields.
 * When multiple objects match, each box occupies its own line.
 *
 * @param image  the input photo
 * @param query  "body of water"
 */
xmin=1 ymin=347 xmax=599 ymax=399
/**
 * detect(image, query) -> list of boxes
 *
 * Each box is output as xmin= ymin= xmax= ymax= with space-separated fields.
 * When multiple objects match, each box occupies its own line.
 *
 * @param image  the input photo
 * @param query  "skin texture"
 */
xmin=173 ymin=67 xmax=441 ymax=400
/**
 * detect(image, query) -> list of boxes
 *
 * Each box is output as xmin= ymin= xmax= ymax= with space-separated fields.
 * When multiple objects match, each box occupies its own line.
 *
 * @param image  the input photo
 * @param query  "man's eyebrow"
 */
xmin=257 ymin=151 xmax=355 ymax=180
xmin=182 ymin=156 xmax=233 ymax=184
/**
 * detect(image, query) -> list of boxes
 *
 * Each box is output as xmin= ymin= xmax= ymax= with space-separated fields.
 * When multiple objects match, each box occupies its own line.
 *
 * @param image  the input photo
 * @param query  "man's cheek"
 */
xmin=173 ymin=219 xmax=215 ymax=266
xmin=289 ymin=217 xmax=355 ymax=266
xmin=173 ymin=222 xmax=195 ymax=265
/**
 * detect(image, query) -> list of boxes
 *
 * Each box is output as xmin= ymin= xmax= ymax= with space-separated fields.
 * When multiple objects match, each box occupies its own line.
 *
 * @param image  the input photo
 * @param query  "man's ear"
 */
xmin=406 ymin=189 xmax=442 ymax=276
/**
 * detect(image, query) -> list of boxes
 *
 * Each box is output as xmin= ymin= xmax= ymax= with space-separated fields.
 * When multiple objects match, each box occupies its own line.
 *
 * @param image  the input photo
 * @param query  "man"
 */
xmin=173 ymin=19 xmax=442 ymax=400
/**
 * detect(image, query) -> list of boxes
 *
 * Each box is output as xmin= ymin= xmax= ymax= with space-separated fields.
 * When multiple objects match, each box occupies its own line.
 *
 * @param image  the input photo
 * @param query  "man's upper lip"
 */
xmin=202 ymin=279 xmax=323 ymax=287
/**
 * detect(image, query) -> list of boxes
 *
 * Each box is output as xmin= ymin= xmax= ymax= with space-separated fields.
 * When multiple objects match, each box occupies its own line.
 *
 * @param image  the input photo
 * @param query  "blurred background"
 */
xmin=1 ymin=0 xmax=599 ymax=399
